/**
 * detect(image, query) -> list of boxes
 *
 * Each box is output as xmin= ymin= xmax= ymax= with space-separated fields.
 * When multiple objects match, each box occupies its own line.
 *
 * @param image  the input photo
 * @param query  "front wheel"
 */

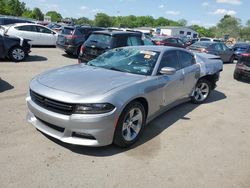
xmin=9 ymin=46 xmax=26 ymax=62
xmin=113 ymin=102 xmax=146 ymax=148
xmin=191 ymin=79 xmax=211 ymax=104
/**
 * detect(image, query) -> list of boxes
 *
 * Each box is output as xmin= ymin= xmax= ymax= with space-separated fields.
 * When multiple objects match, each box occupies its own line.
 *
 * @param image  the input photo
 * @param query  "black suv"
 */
xmin=0 ymin=17 xmax=34 ymax=25
xmin=78 ymin=30 xmax=150 ymax=63
xmin=56 ymin=26 xmax=104 ymax=57
xmin=0 ymin=33 xmax=31 ymax=62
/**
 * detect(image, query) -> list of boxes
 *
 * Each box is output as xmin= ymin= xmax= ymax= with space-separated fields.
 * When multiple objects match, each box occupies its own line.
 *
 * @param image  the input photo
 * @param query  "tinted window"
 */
xmin=86 ymin=34 xmax=112 ymax=48
xmin=36 ymin=26 xmax=52 ymax=34
xmin=187 ymin=32 xmax=191 ymax=35
xmin=178 ymin=51 xmax=195 ymax=68
xmin=220 ymin=43 xmax=229 ymax=51
xmin=165 ymin=38 xmax=177 ymax=43
xmin=15 ymin=25 xmax=36 ymax=32
xmin=61 ymin=27 xmax=74 ymax=35
xmin=159 ymin=51 xmax=180 ymax=71
xmin=179 ymin=31 xmax=184 ymax=35
xmin=213 ymin=43 xmax=223 ymax=51
xmin=114 ymin=36 xmax=127 ymax=47
xmin=127 ymin=36 xmax=142 ymax=46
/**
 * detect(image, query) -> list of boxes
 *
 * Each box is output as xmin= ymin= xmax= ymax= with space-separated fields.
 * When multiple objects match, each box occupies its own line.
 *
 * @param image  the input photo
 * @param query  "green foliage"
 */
xmin=94 ymin=13 xmax=113 ymax=27
xmin=75 ymin=17 xmax=93 ymax=25
xmin=46 ymin=11 xmax=62 ymax=22
xmin=177 ymin=19 xmax=187 ymax=26
xmin=191 ymin=25 xmax=215 ymax=37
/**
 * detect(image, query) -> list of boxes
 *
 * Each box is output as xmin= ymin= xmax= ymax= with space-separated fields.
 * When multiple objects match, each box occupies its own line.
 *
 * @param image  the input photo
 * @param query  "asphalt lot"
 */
xmin=0 ymin=47 xmax=250 ymax=188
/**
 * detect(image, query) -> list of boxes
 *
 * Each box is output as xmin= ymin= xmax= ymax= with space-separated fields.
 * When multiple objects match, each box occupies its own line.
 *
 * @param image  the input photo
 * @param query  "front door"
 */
xmin=157 ymin=50 xmax=184 ymax=106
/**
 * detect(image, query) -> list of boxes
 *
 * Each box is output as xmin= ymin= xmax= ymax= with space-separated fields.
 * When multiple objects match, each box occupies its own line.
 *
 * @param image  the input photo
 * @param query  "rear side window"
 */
xmin=127 ymin=36 xmax=142 ymax=46
xmin=61 ymin=27 xmax=74 ymax=35
xmin=86 ymin=34 xmax=112 ymax=48
xmin=178 ymin=51 xmax=195 ymax=68
xmin=158 ymin=51 xmax=181 ymax=71
xmin=15 ymin=25 xmax=37 ymax=32
xmin=165 ymin=38 xmax=177 ymax=43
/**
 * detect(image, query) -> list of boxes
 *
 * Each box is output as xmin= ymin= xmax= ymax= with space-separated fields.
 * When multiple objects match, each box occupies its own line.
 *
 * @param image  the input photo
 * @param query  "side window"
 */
xmin=114 ymin=36 xmax=127 ymax=47
xmin=179 ymin=31 xmax=185 ymax=35
xmin=220 ymin=43 xmax=228 ymax=51
xmin=166 ymin=38 xmax=177 ymax=44
xmin=187 ymin=32 xmax=191 ymax=35
xmin=15 ymin=25 xmax=36 ymax=32
xmin=36 ymin=26 xmax=52 ymax=34
xmin=214 ymin=43 xmax=223 ymax=51
xmin=127 ymin=36 xmax=142 ymax=46
xmin=178 ymin=51 xmax=195 ymax=68
xmin=158 ymin=51 xmax=181 ymax=72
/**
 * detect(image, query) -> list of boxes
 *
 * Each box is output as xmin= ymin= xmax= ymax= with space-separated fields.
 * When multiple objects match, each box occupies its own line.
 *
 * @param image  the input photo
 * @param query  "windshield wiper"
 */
xmin=109 ymin=67 xmax=125 ymax=72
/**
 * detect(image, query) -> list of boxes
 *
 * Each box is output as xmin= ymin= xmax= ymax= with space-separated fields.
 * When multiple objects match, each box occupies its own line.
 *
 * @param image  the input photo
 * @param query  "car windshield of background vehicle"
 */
xmin=87 ymin=48 xmax=160 ymax=76
xmin=86 ymin=34 xmax=112 ymax=48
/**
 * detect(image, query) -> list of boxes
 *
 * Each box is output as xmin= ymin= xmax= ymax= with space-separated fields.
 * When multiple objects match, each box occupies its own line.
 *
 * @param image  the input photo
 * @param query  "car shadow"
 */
xmin=0 ymin=55 xmax=47 ymax=63
xmin=234 ymin=78 xmax=250 ymax=84
xmin=23 ymin=55 xmax=48 ymax=62
xmin=0 ymin=79 xmax=14 ymax=92
xmin=43 ymin=90 xmax=226 ymax=156
xmin=62 ymin=54 xmax=78 ymax=59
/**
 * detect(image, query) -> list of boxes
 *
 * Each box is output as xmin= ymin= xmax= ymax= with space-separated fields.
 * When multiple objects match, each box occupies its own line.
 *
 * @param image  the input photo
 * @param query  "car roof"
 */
xmin=9 ymin=23 xmax=46 ymax=27
xmin=121 ymin=45 xmax=192 ymax=54
xmin=92 ymin=30 xmax=142 ymax=36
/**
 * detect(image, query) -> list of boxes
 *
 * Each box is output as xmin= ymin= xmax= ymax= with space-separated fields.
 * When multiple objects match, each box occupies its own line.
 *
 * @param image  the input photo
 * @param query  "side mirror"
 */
xmin=160 ymin=67 xmax=176 ymax=75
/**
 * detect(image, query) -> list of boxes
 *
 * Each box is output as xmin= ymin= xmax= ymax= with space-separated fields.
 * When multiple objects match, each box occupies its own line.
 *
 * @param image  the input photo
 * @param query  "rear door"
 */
xmin=157 ymin=50 xmax=184 ymax=106
xmin=177 ymin=50 xmax=200 ymax=97
xmin=36 ymin=25 xmax=57 ymax=45
xmin=14 ymin=25 xmax=39 ymax=45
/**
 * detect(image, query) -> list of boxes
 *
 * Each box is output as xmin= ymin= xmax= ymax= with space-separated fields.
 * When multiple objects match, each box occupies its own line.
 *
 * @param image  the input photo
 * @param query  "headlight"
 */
xmin=74 ymin=103 xmax=115 ymax=114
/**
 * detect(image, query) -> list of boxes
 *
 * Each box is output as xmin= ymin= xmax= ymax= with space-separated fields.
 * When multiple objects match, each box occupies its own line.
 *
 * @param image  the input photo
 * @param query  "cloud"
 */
xmin=202 ymin=2 xmax=209 ymax=6
xmin=212 ymin=9 xmax=237 ymax=15
xmin=80 ymin=6 xmax=88 ymax=11
xmin=159 ymin=4 xmax=164 ymax=9
xmin=165 ymin=10 xmax=180 ymax=15
xmin=216 ymin=0 xmax=242 ymax=5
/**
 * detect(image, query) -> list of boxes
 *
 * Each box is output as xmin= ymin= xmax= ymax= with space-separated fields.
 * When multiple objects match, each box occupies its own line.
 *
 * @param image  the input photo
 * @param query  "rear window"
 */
xmin=191 ymin=42 xmax=211 ymax=48
xmin=200 ymin=38 xmax=211 ymax=41
xmin=86 ymin=34 xmax=112 ymax=48
xmin=61 ymin=27 xmax=74 ymax=35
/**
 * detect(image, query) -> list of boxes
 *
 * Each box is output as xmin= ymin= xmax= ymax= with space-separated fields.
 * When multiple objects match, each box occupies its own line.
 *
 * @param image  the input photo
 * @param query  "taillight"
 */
xmin=241 ymin=53 xmax=250 ymax=57
xmin=200 ymin=48 xmax=208 ymax=53
xmin=80 ymin=45 xmax=85 ymax=54
xmin=66 ymin=35 xmax=78 ymax=39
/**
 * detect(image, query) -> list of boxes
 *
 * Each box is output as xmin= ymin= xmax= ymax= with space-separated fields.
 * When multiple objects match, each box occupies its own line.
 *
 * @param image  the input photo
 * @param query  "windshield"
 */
xmin=86 ymin=34 xmax=112 ymax=48
xmin=87 ymin=48 xmax=160 ymax=76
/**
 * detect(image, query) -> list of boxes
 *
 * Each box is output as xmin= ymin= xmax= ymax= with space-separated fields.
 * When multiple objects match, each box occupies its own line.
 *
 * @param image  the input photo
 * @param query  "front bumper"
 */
xmin=26 ymin=95 xmax=117 ymax=147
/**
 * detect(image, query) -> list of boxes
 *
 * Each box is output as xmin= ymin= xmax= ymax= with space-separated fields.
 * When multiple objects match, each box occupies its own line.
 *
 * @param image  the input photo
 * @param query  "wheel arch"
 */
xmin=198 ymin=74 xmax=218 ymax=90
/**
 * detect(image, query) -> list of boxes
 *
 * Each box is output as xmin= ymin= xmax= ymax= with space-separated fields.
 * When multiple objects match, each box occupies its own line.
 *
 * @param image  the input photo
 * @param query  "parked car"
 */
xmin=0 ymin=16 xmax=34 ymax=25
xmin=232 ymin=42 xmax=250 ymax=60
xmin=234 ymin=51 xmax=250 ymax=80
xmin=78 ymin=30 xmax=146 ymax=63
xmin=152 ymin=36 xmax=186 ymax=48
xmin=0 ymin=30 xmax=31 ymax=61
xmin=46 ymin=22 xmax=63 ymax=32
xmin=3 ymin=23 xmax=58 ymax=46
xmin=56 ymin=26 xmax=105 ymax=57
xmin=26 ymin=46 xmax=223 ymax=147
xmin=188 ymin=41 xmax=235 ymax=63
xmin=199 ymin=37 xmax=222 ymax=42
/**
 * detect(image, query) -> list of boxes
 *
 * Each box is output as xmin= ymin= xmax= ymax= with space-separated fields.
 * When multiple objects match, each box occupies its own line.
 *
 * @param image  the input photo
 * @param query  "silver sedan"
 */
xmin=26 ymin=46 xmax=222 ymax=147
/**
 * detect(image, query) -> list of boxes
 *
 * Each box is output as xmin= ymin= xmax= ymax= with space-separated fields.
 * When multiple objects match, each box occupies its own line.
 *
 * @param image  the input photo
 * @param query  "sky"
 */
xmin=21 ymin=0 xmax=249 ymax=27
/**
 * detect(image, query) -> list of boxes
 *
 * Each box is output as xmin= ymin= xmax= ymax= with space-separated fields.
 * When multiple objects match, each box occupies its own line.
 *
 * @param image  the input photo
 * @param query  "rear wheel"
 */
xmin=229 ymin=55 xmax=235 ymax=64
xmin=113 ymin=102 xmax=146 ymax=148
xmin=9 ymin=46 xmax=25 ymax=62
xmin=234 ymin=72 xmax=241 ymax=80
xmin=191 ymin=79 xmax=211 ymax=104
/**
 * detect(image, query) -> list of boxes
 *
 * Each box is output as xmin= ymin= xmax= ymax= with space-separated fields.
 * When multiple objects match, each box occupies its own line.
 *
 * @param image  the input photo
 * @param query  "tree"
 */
xmin=32 ymin=8 xmax=43 ymax=20
xmin=216 ymin=15 xmax=241 ymax=38
xmin=178 ymin=19 xmax=187 ymax=26
xmin=46 ymin=11 xmax=62 ymax=22
xmin=0 ymin=0 xmax=7 ymax=15
xmin=5 ymin=0 xmax=26 ymax=16
xmin=191 ymin=25 xmax=215 ymax=37
xmin=94 ymin=13 xmax=113 ymax=27
xmin=76 ymin=17 xmax=93 ymax=25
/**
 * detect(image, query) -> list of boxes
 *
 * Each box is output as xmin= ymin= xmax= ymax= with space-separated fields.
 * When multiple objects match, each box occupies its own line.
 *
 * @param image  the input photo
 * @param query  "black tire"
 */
xmin=8 ymin=46 xmax=26 ymax=62
xmin=234 ymin=72 xmax=241 ymax=80
xmin=191 ymin=79 xmax=211 ymax=104
xmin=113 ymin=101 xmax=146 ymax=148
xmin=229 ymin=55 xmax=235 ymax=64
xmin=65 ymin=51 xmax=73 ymax=56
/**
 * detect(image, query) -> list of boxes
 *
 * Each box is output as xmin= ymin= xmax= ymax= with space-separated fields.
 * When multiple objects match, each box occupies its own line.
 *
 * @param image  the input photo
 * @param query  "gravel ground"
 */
xmin=0 ymin=47 xmax=250 ymax=188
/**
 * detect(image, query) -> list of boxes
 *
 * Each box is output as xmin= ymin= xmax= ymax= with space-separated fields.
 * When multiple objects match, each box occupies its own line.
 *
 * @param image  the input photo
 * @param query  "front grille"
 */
xmin=36 ymin=117 xmax=65 ymax=133
xmin=30 ymin=90 xmax=75 ymax=115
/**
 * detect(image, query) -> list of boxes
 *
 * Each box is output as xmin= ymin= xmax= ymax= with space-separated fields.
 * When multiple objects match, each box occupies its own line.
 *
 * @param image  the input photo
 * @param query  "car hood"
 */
xmin=36 ymin=64 xmax=145 ymax=97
